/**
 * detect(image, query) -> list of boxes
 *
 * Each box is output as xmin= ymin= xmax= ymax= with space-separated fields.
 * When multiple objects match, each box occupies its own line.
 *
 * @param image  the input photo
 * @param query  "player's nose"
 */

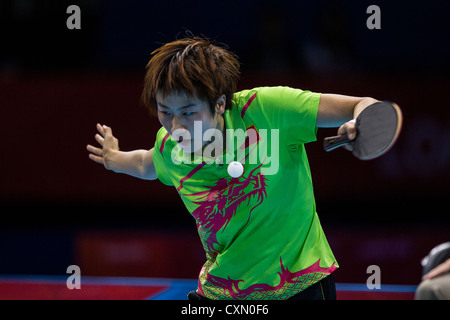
xmin=170 ymin=116 xmax=190 ymax=140
xmin=170 ymin=115 xmax=186 ymax=132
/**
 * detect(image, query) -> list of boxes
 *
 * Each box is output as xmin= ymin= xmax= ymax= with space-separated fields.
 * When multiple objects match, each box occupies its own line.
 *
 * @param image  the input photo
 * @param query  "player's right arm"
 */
xmin=86 ymin=123 xmax=158 ymax=180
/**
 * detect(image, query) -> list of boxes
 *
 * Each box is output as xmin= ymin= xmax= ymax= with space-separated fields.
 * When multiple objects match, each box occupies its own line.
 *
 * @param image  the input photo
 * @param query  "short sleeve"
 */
xmin=152 ymin=127 xmax=174 ymax=186
xmin=254 ymin=86 xmax=320 ymax=144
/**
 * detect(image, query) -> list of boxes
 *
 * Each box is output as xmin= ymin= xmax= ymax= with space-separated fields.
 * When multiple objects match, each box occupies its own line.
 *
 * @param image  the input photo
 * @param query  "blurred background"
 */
xmin=0 ymin=0 xmax=449 ymax=289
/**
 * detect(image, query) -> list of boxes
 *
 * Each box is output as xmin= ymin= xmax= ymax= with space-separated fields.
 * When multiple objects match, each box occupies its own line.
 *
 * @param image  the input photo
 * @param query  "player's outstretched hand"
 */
xmin=86 ymin=123 xmax=119 ymax=169
xmin=337 ymin=119 xmax=357 ymax=151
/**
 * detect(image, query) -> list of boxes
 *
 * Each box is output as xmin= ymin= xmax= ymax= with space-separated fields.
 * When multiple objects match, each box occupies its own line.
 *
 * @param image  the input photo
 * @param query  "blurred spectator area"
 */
xmin=1 ymin=0 xmax=449 ymax=74
xmin=1 ymin=72 xmax=448 ymax=224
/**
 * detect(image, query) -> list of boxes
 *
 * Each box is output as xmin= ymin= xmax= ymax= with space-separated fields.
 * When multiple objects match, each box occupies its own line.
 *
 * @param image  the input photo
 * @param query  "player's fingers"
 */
xmin=337 ymin=124 xmax=346 ymax=136
xmin=102 ymin=124 xmax=113 ymax=137
xmin=88 ymin=153 xmax=104 ymax=164
xmin=346 ymin=125 xmax=357 ymax=140
xmin=339 ymin=119 xmax=356 ymax=140
xmin=96 ymin=123 xmax=105 ymax=136
xmin=95 ymin=133 xmax=104 ymax=146
xmin=86 ymin=144 xmax=102 ymax=156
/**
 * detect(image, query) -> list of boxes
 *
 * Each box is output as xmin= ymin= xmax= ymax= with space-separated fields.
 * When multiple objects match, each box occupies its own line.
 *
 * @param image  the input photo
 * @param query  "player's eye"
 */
xmin=159 ymin=110 xmax=171 ymax=116
xmin=184 ymin=112 xmax=195 ymax=116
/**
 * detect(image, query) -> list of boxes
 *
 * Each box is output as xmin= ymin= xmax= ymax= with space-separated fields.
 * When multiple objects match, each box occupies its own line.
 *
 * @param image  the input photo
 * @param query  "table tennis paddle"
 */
xmin=323 ymin=101 xmax=403 ymax=160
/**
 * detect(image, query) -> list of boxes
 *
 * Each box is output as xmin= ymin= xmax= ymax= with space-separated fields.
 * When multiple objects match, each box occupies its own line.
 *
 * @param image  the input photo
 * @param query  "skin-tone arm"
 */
xmin=317 ymin=94 xmax=379 ymax=150
xmin=87 ymin=94 xmax=378 ymax=176
xmin=86 ymin=123 xmax=157 ymax=180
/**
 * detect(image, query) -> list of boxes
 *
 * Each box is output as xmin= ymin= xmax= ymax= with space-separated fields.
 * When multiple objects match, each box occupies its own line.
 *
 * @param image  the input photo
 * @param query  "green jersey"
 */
xmin=152 ymin=86 xmax=338 ymax=300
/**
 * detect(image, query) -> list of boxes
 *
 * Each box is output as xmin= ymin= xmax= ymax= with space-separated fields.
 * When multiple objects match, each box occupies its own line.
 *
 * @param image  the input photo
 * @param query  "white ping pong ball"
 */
xmin=227 ymin=161 xmax=244 ymax=178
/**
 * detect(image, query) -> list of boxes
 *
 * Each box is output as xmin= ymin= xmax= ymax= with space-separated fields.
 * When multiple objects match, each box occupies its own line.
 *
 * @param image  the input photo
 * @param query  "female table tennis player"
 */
xmin=86 ymin=36 xmax=379 ymax=300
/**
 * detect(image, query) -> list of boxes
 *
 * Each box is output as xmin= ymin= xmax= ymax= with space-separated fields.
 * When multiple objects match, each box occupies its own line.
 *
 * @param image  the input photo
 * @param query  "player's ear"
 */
xmin=215 ymin=95 xmax=226 ymax=115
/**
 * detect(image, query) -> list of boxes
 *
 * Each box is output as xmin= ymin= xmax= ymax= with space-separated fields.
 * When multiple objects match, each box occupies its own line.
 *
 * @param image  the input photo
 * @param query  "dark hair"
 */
xmin=141 ymin=36 xmax=240 ymax=116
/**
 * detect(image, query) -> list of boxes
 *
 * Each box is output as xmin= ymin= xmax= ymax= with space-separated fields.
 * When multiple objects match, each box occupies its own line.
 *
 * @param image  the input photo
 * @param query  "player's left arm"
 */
xmin=316 ymin=94 xmax=379 ymax=140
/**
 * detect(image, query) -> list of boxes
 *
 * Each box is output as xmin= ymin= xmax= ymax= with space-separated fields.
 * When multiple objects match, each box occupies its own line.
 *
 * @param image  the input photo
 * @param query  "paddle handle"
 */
xmin=323 ymin=135 xmax=353 ymax=152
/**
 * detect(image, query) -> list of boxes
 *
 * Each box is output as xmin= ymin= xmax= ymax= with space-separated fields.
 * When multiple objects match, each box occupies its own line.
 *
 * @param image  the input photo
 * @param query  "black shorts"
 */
xmin=188 ymin=273 xmax=336 ymax=300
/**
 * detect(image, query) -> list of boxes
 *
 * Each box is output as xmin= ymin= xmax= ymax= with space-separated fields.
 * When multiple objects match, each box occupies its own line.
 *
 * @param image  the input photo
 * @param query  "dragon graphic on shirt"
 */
xmin=201 ymin=258 xmax=337 ymax=299
xmin=184 ymin=164 xmax=267 ymax=256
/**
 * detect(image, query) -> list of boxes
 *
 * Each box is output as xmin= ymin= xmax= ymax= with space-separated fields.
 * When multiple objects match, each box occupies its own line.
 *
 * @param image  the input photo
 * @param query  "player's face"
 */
xmin=156 ymin=91 xmax=225 ymax=154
